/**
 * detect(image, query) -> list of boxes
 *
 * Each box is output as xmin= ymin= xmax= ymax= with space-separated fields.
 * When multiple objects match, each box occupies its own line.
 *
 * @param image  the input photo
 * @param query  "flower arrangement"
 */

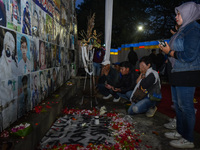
xmin=10 ymin=123 xmax=31 ymax=137
xmin=47 ymin=108 xmax=153 ymax=150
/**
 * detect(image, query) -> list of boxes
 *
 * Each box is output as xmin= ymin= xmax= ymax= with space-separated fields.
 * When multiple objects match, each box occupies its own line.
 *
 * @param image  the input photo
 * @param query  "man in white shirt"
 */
xmin=18 ymin=36 xmax=31 ymax=74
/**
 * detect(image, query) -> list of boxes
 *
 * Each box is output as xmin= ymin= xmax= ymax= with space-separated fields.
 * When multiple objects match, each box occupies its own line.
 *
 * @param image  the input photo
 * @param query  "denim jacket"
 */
xmin=171 ymin=21 xmax=200 ymax=73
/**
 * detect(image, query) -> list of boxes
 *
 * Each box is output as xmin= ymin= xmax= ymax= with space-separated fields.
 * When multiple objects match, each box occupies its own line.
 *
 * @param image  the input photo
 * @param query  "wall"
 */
xmin=0 ymin=0 xmax=77 ymax=131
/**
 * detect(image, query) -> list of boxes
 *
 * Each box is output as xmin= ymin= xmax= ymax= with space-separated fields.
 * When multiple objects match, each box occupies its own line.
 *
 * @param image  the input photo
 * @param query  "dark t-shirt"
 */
xmin=167 ymin=61 xmax=200 ymax=87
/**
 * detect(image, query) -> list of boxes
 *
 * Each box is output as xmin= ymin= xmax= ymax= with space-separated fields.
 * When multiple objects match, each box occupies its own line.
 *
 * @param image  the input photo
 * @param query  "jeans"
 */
xmin=128 ymin=98 xmax=157 ymax=115
xmin=117 ymin=91 xmax=133 ymax=100
xmin=97 ymin=83 xmax=119 ymax=98
xmin=93 ymin=62 xmax=101 ymax=76
xmin=171 ymin=86 xmax=196 ymax=142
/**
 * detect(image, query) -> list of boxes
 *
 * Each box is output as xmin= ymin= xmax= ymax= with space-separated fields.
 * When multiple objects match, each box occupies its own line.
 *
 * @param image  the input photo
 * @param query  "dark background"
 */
xmin=76 ymin=0 xmax=200 ymax=48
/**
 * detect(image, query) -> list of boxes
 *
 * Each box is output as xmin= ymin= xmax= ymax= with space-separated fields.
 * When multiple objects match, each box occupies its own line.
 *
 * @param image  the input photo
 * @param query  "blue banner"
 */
xmin=33 ymin=0 xmax=54 ymax=17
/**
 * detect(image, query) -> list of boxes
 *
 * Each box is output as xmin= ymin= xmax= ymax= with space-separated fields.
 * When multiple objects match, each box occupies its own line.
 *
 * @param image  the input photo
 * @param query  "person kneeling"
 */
xmin=128 ymin=56 xmax=162 ymax=117
xmin=112 ymin=61 xmax=137 ymax=102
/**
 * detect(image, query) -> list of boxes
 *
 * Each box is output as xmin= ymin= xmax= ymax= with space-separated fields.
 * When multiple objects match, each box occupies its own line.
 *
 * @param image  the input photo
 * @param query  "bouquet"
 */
xmin=11 ymin=123 xmax=32 ymax=137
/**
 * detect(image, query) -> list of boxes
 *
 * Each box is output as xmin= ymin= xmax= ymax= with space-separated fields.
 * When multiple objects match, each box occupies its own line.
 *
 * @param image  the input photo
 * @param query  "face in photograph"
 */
xmin=22 ymin=1 xmax=31 ymax=35
xmin=39 ymin=41 xmax=46 ymax=69
xmin=32 ymin=10 xmax=39 ymax=37
xmin=31 ymin=73 xmax=39 ymax=108
xmin=0 ymin=30 xmax=17 ymax=80
xmin=21 ymin=36 xmax=28 ymax=61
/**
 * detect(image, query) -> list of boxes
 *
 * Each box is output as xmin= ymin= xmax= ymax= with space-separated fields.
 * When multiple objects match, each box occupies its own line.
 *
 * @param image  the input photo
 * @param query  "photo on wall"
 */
xmin=0 ymin=27 xmax=18 ymax=80
xmin=52 ymin=67 xmax=57 ymax=91
xmin=6 ymin=0 xmax=21 ymax=32
xmin=17 ymin=74 xmax=31 ymax=119
xmin=51 ymin=43 xmax=56 ymax=67
xmin=39 ymin=70 xmax=47 ymax=101
xmin=30 ymin=37 xmax=39 ymax=72
xmin=30 ymin=72 xmax=39 ymax=109
xmin=39 ymin=40 xmax=46 ymax=70
xmin=21 ymin=0 xmax=32 ymax=35
xmin=38 ymin=7 xmax=46 ymax=41
xmin=46 ymin=14 xmax=53 ymax=42
xmin=45 ymin=69 xmax=53 ymax=96
xmin=60 ymin=47 xmax=64 ymax=66
xmin=0 ymin=77 xmax=18 ymax=130
xmin=64 ymin=48 xmax=69 ymax=65
xmin=58 ymin=66 xmax=63 ymax=87
xmin=56 ymin=45 xmax=60 ymax=67
xmin=46 ymin=42 xmax=52 ymax=69
xmin=60 ymin=1 xmax=67 ymax=26
xmin=0 ymin=0 xmax=7 ymax=27
xmin=17 ymin=33 xmax=31 ymax=75
xmin=32 ymin=1 xmax=40 ymax=37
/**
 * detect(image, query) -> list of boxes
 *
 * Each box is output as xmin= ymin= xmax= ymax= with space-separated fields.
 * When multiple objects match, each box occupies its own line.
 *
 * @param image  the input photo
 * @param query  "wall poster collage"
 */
xmin=0 ymin=0 xmax=76 ymax=131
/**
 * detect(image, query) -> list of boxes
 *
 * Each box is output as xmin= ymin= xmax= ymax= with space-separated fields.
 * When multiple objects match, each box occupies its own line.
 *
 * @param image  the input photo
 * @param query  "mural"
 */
xmin=0 ymin=0 xmax=75 ymax=131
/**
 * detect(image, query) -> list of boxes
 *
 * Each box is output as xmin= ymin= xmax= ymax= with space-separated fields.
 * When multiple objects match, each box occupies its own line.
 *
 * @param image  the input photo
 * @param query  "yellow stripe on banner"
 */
xmin=121 ymin=48 xmax=125 ymax=51
xmin=133 ymin=47 xmax=139 ymax=50
xmin=110 ymin=52 xmax=118 ymax=55
xmin=125 ymin=48 xmax=130 ymax=51
xmin=145 ymin=45 xmax=159 ymax=49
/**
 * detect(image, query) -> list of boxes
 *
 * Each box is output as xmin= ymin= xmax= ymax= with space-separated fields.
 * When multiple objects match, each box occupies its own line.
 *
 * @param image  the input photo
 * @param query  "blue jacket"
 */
xmin=171 ymin=20 xmax=200 ymax=73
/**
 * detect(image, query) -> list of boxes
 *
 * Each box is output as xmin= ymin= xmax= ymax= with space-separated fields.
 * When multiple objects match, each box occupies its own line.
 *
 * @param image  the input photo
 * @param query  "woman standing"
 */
xmin=159 ymin=2 xmax=200 ymax=149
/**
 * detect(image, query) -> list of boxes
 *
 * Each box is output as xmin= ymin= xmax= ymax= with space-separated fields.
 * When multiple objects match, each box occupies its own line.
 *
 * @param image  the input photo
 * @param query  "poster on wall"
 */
xmin=46 ymin=42 xmax=52 ymax=68
xmin=6 ymin=0 xmax=21 ymax=32
xmin=64 ymin=48 xmax=69 ymax=65
xmin=46 ymin=14 xmax=53 ymax=42
xmin=32 ymin=1 xmax=40 ymax=37
xmin=53 ymin=0 xmax=60 ymax=23
xmin=45 ymin=69 xmax=53 ymax=96
xmin=60 ymin=26 xmax=66 ymax=47
xmin=0 ymin=27 xmax=18 ymax=81
xmin=51 ymin=43 xmax=56 ymax=67
xmin=39 ymin=70 xmax=47 ymax=100
xmin=30 ymin=72 xmax=40 ymax=109
xmin=54 ymin=21 xmax=60 ymax=45
xmin=30 ymin=37 xmax=39 ymax=72
xmin=56 ymin=45 xmax=60 ymax=67
xmin=39 ymin=40 xmax=46 ymax=70
xmin=17 ymin=74 xmax=31 ymax=119
xmin=52 ymin=67 xmax=57 ymax=91
xmin=60 ymin=0 xmax=67 ymax=26
xmin=17 ymin=33 xmax=31 ymax=75
xmin=21 ymin=0 xmax=32 ymax=35
xmin=56 ymin=67 xmax=61 ymax=87
xmin=60 ymin=47 xmax=64 ymax=66
xmin=0 ymin=0 xmax=7 ymax=27
xmin=39 ymin=8 xmax=46 ymax=41
xmin=59 ymin=66 xmax=63 ymax=86
xmin=0 ymin=77 xmax=18 ymax=129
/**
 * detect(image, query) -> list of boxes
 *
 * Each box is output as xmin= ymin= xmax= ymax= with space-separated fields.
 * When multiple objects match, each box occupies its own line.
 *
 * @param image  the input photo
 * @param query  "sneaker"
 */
xmin=113 ymin=97 xmax=120 ymax=102
xmin=168 ymin=117 xmax=176 ymax=122
xmin=103 ymin=94 xmax=112 ymax=100
xmin=165 ymin=131 xmax=182 ymax=140
xmin=170 ymin=138 xmax=194 ymax=148
xmin=146 ymin=106 xmax=157 ymax=117
xmin=164 ymin=118 xmax=176 ymax=130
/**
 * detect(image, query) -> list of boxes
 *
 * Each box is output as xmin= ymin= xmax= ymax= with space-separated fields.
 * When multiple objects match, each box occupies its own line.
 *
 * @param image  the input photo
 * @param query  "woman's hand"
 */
xmin=136 ymin=73 xmax=145 ymax=83
xmin=105 ymin=84 xmax=112 ymax=89
xmin=112 ymin=87 xmax=121 ymax=92
xmin=159 ymin=42 xmax=175 ymax=57
xmin=158 ymin=42 xmax=171 ymax=54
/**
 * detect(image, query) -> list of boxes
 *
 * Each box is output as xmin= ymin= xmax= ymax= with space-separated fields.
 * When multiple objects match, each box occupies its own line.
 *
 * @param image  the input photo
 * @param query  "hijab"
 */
xmin=168 ymin=2 xmax=200 ymax=67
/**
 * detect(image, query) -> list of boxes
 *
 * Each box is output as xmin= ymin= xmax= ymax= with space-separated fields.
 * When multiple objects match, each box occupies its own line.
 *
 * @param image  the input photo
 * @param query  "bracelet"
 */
xmin=168 ymin=50 xmax=172 ymax=55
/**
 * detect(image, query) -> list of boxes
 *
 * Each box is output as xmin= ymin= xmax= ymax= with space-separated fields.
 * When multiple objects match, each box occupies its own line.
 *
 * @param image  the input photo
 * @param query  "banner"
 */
xmin=104 ymin=0 xmax=113 ymax=61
